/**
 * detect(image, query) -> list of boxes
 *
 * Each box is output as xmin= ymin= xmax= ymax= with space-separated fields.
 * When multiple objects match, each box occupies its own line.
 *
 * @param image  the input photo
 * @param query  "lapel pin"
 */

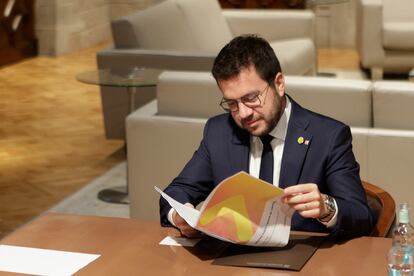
xmin=297 ymin=137 xmax=304 ymax=145
xmin=304 ymin=139 xmax=310 ymax=145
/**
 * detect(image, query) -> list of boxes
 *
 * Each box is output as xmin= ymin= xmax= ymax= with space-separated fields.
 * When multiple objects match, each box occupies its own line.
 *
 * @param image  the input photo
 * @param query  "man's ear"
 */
xmin=274 ymin=73 xmax=285 ymax=96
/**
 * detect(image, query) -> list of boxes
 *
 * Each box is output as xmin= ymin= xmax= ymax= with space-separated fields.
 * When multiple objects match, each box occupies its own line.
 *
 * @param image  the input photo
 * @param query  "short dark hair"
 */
xmin=211 ymin=35 xmax=282 ymax=85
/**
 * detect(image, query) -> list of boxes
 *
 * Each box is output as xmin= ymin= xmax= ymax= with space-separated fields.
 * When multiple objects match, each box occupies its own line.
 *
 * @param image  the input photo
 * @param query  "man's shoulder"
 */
xmin=307 ymin=108 xmax=347 ymax=129
xmin=206 ymin=113 xmax=234 ymax=129
xmin=208 ymin=113 xmax=230 ymax=122
xmin=292 ymin=99 xmax=348 ymax=131
xmin=204 ymin=113 xmax=247 ymax=140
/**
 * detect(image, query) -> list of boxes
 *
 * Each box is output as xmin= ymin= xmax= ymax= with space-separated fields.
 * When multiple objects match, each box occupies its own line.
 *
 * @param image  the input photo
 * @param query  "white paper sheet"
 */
xmin=154 ymin=186 xmax=200 ymax=227
xmin=0 ymin=245 xmax=100 ymax=276
xmin=159 ymin=236 xmax=201 ymax=247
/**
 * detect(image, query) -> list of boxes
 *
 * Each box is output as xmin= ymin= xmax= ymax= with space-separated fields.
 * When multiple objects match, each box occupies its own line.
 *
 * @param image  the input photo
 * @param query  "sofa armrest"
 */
xmin=363 ymin=128 xmax=414 ymax=211
xmin=97 ymin=48 xmax=215 ymax=72
xmin=126 ymin=101 xmax=206 ymax=219
xmin=350 ymin=127 xmax=369 ymax=181
xmin=223 ymin=9 xmax=315 ymax=41
xmin=356 ymin=0 xmax=385 ymax=68
xmin=157 ymin=71 xmax=222 ymax=118
xmin=111 ymin=16 xmax=139 ymax=48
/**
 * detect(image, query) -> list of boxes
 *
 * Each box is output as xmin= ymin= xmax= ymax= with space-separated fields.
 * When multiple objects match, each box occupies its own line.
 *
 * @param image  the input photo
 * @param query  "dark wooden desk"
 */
xmin=0 ymin=213 xmax=390 ymax=275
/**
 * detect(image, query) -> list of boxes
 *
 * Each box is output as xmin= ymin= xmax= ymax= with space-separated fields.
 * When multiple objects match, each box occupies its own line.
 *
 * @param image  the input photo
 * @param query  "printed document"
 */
xmin=155 ymin=171 xmax=294 ymax=247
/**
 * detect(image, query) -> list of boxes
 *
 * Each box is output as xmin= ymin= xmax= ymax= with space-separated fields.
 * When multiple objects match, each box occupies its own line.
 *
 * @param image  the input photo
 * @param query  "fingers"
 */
xmin=296 ymin=201 xmax=323 ymax=218
xmin=179 ymin=225 xmax=203 ymax=238
xmin=283 ymin=183 xmax=319 ymax=196
xmin=283 ymin=184 xmax=321 ymax=206
xmin=172 ymin=203 xmax=203 ymax=238
xmin=283 ymin=183 xmax=324 ymax=219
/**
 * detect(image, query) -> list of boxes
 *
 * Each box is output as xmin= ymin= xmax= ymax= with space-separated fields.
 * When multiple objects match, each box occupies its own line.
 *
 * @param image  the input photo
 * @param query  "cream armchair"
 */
xmin=97 ymin=0 xmax=316 ymax=139
xmin=357 ymin=0 xmax=414 ymax=79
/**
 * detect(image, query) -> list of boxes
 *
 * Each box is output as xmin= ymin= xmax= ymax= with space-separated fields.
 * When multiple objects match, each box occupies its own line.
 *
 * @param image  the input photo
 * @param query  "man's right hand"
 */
xmin=172 ymin=203 xmax=203 ymax=238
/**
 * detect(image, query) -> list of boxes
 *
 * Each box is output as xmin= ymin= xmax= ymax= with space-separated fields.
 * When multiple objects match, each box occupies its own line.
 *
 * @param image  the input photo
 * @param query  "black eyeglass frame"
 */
xmin=219 ymin=84 xmax=270 ymax=112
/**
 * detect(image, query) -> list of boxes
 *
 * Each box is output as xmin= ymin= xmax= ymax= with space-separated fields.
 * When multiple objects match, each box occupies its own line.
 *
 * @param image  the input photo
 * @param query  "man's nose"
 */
xmin=237 ymin=102 xmax=253 ymax=119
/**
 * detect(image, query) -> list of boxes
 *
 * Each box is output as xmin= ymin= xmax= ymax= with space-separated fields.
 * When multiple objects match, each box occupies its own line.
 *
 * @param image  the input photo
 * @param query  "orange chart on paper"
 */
xmin=196 ymin=172 xmax=284 ymax=244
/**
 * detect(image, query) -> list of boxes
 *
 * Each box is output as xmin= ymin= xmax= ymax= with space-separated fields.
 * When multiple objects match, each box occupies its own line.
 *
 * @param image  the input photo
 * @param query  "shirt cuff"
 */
xmin=167 ymin=208 xmax=176 ymax=227
xmin=318 ymin=198 xmax=338 ymax=229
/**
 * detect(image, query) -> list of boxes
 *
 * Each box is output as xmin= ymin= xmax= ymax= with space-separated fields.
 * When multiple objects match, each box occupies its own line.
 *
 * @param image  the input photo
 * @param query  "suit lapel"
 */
xmin=279 ymin=98 xmax=312 ymax=188
xmin=229 ymin=119 xmax=250 ymax=174
xmin=225 ymin=98 xmax=313 ymax=182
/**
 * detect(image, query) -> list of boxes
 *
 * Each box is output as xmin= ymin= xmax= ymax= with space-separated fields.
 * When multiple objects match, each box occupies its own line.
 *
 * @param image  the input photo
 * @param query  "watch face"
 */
xmin=320 ymin=195 xmax=336 ymax=222
xmin=326 ymin=196 xmax=335 ymax=212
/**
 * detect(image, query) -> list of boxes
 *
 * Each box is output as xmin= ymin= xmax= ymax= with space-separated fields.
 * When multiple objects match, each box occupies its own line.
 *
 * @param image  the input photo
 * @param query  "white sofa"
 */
xmin=356 ymin=0 xmax=414 ymax=79
xmin=97 ymin=0 xmax=316 ymax=139
xmin=126 ymin=71 xmax=414 ymax=220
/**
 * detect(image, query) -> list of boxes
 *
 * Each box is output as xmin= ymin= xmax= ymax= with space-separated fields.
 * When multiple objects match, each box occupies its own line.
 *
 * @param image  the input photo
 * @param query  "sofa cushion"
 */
xmin=373 ymin=81 xmax=414 ymax=130
xmin=285 ymin=76 xmax=372 ymax=127
xmin=175 ymin=0 xmax=233 ymax=53
xmin=122 ymin=0 xmax=197 ymax=51
xmin=270 ymin=38 xmax=315 ymax=76
xmin=383 ymin=22 xmax=414 ymax=51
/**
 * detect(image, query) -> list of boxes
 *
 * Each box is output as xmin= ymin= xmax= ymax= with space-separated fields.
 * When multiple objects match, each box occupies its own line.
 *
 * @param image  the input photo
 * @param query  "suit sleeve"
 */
xmin=325 ymin=124 xmax=374 ymax=238
xmin=159 ymin=119 xmax=216 ymax=227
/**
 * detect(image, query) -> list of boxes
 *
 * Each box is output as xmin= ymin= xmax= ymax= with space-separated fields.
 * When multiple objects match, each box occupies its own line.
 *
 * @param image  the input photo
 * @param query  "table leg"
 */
xmin=96 ymin=87 xmax=136 ymax=205
xmin=128 ymin=86 xmax=137 ymax=113
xmin=409 ymin=68 xmax=414 ymax=82
xmin=98 ymin=186 xmax=129 ymax=204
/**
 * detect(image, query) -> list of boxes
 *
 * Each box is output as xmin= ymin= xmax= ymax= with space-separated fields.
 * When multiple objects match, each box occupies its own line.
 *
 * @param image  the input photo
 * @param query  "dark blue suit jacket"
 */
xmin=160 ymin=97 xmax=374 ymax=238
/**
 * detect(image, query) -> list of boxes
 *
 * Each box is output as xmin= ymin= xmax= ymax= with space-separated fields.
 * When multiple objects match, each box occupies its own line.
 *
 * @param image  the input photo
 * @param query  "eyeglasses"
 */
xmin=219 ymin=84 xmax=270 ymax=112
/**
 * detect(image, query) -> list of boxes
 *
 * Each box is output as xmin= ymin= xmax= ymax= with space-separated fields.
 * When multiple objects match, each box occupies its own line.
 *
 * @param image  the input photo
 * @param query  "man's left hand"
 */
xmin=282 ymin=183 xmax=329 ymax=219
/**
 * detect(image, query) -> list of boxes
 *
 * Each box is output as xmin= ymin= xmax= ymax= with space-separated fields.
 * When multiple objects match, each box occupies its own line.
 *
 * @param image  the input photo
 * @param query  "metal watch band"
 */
xmin=320 ymin=194 xmax=336 ymax=222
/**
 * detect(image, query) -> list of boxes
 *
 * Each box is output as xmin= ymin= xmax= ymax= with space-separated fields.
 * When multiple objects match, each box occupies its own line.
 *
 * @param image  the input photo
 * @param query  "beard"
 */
xmin=239 ymin=93 xmax=285 ymax=137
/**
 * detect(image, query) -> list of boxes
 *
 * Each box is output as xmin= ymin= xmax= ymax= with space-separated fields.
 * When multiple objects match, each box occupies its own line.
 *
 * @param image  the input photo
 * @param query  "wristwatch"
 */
xmin=319 ymin=194 xmax=336 ymax=222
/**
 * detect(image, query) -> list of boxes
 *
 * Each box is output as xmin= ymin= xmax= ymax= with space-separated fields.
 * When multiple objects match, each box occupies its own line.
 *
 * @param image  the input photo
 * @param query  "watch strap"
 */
xmin=319 ymin=194 xmax=336 ymax=222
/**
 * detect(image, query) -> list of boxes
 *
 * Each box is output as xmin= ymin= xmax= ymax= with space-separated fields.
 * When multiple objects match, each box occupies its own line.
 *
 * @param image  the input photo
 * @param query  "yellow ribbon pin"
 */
xmin=297 ymin=136 xmax=304 ymax=145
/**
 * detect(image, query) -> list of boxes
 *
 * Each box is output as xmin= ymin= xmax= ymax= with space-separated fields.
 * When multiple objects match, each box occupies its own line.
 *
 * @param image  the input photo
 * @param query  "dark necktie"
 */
xmin=259 ymin=134 xmax=274 ymax=184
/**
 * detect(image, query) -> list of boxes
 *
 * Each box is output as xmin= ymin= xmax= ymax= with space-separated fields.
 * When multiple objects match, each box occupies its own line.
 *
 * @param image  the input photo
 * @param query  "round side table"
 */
xmin=76 ymin=68 xmax=162 ymax=204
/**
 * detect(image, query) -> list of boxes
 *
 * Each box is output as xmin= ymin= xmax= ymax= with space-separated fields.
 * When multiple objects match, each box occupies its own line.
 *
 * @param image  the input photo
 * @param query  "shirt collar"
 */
xmin=268 ymin=96 xmax=291 ymax=141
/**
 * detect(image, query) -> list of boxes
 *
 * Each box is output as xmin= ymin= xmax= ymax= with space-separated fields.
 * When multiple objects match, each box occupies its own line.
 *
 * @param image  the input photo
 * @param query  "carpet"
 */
xmin=48 ymin=162 xmax=129 ymax=218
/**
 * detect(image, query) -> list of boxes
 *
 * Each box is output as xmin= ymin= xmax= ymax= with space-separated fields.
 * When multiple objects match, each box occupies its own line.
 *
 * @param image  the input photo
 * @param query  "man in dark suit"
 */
xmin=160 ymin=35 xmax=374 ymax=239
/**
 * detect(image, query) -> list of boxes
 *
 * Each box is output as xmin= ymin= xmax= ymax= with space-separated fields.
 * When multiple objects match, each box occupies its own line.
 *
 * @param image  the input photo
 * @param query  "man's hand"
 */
xmin=282 ymin=183 xmax=329 ymax=219
xmin=172 ymin=203 xmax=203 ymax=238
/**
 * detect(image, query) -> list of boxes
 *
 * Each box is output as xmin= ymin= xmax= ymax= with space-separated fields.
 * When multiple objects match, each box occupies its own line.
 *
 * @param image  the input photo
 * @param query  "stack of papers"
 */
xmin=156 ymin=171 xmax=294 ymax=247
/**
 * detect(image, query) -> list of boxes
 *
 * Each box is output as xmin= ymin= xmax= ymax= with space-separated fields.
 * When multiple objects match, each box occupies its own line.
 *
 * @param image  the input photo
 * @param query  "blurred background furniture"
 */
xmin=97 ymin=0 xmax=316 ymax=139
xmin=77 ymin=68 xmax=161 ymax=115
xmin=126 ymin=71 xmax=414 ymax=220
xmin=356 ymin=0 xmax=414 ymax=79
xmin=362 ymin=181 xmax=395 ymax=237
xmin=0 ymin=0 xmax=37 ymax=66
xmin=218 ymin=0 xmax=306 ymax=9
xmin=76 ymin=68 xmax=161 ymax=204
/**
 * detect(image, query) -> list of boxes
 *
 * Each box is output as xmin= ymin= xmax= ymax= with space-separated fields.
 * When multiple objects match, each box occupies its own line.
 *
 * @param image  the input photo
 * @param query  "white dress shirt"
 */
xmin=248 ymin=96 xmax=291 ymax=185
